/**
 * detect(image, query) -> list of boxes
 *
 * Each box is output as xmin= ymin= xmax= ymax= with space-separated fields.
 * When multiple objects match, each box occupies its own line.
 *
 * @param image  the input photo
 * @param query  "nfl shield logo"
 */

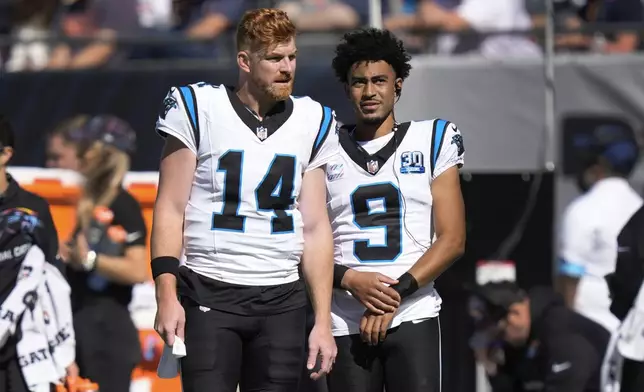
xmin=366 ymin=160 xmax=379 ymax=174
xmin=256 ymin=126 xmax=268 ymax=141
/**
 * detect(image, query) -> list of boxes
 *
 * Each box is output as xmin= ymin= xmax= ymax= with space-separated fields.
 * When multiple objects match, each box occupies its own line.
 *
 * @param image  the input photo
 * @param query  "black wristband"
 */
xmin=390 ymin=272 xmax=419 ymax=300
xmin=333 ymin=264 xmax=350 ymax=289
xmin=151 ymin=256 xmax=180 ymax=280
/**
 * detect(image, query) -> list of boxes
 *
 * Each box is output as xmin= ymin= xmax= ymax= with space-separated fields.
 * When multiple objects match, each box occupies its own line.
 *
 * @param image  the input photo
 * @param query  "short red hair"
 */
xmin=236 ymin=8 xmax=296 ymax=52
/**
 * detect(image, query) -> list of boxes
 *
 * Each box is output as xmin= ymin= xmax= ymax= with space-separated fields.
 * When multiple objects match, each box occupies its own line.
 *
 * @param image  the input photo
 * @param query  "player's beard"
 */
xmin=266 ymin=79 xmax=294 ymax=101
xmin=361 ymin=114 xmax=388 ymax=125
xmin=360 ymin=107 xmax=393 ymax=126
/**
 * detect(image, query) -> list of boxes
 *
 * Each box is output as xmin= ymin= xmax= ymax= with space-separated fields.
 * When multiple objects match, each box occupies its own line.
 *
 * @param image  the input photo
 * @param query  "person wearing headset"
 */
xmin=557 ymin=122 xmax=642 ymax=334
xmin=325 ymin=28 xmax=466 ymax=392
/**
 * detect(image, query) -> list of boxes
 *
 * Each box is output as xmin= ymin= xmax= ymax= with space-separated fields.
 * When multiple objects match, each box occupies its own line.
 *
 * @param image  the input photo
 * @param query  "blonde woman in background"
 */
xmin=59 ymin=115 xmax=148 ymax=392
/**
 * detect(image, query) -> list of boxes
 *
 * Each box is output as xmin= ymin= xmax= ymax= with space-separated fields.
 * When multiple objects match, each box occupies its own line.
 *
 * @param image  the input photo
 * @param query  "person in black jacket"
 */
xmin=469 ymin=281 xmax=610 ymax=392
xmin=605 ymin=205 xmax=644 ymax=392
xmin=0 ymin=114 xmax=79 ymax=390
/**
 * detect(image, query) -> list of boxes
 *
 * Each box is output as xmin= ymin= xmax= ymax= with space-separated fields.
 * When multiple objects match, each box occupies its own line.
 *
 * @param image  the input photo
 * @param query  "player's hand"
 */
xmin=359 ymin=310 xmax=395 ymax=346
xmin=67 ymin=234 xmax=89 ymax=270
xmin=154 ymin=293 xmax=185 ymax=347
xmin=342 ymin=270 xmax=401 ymax=314
xmin=65 ymin=361 xmax=79 ymax=379
xmin=307 ymin=322 xmax=337 ymax=380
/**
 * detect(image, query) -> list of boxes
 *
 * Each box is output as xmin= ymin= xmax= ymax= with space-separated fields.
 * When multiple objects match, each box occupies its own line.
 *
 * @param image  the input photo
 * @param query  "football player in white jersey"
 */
xmin=149 ymin=9 xmax=338 ymax=392
xmin=557 ymin=123 xmax=642 ymax=333
xmin=325 ymin=29 xmax=466 ymax=392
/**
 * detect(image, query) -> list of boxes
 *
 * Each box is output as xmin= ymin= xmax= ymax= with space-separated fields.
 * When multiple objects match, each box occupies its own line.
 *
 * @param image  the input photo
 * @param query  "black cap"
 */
xmin=573 ymin=122 xmax=639 ymax=176
xmin=68 ymin=115 xmax=136 ymax=154
xmin=469 ymin=281 xmax=526 ymax=323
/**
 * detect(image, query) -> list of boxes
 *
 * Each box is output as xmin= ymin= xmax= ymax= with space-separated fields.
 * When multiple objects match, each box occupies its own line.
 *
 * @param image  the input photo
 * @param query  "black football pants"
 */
xmin=327 ymin=317 xmax=442 ymax=392
xmin=180 ymin=300 xmax=307 ymax=392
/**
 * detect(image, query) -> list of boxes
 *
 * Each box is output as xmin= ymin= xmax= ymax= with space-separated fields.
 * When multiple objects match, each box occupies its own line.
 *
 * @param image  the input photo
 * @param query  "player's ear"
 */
xmin=395 ymin=78 xmax=403 ymax=98
xmin=237 ymin=51 xmax=251 ymax=73
xmin=343 ymin=84 xmax=350 ymax=98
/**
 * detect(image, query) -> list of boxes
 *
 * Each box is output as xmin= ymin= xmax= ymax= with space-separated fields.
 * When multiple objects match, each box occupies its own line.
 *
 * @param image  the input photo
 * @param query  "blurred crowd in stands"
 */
xmin=0 ymin=0 xmax=642 ymax=71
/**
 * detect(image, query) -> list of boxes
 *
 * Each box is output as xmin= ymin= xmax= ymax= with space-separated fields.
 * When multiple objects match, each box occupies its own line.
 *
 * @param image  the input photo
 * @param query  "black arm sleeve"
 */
xmin=544 ymin=335 xmax=598 ymax=392
xmin=333 ymin=264 xmax=349 ymax=289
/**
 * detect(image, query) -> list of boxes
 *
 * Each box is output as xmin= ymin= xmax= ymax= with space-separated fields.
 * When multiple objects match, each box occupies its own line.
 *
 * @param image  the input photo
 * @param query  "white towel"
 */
xmin=0 ymin=246 xmax=75 ymax=392
xmin=157 ymin=335 xmax=187 ymax=379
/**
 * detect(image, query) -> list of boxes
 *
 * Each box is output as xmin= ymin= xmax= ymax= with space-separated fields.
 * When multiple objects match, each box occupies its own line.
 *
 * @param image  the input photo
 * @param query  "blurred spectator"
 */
xmin=556 ymin=0 xmax=643 ymax=53
xmin=530 ymin=0 xmax=580 ymax=27
xmin=45 ymin=115 xmax=88 ymax=171
xmin=47 ymin=0 xmax=141 ymax=70
xmin=418 ymin=0 xmax=542 ymax=58
xmin=166 ymin=0 xmax=246 ymax=58
xmin=384 ymin=0 xmax=423 ymax=31
xmin=277 ymin=0 xmax=359 ymax=31
xmin=5 ymin=0 xmax=59 ymax=72
xmin=382 ymin=0 xmax=427 ymax=53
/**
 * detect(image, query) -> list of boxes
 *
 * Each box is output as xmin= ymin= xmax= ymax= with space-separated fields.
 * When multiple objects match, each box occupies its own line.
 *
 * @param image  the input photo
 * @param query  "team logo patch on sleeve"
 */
xmin=400 ymin=151 xmax=425 ymax=174
xmin=451 ymin=134 xmax=465 ymax=156
xmin=160 ymin=91 xmax=178 ymax=120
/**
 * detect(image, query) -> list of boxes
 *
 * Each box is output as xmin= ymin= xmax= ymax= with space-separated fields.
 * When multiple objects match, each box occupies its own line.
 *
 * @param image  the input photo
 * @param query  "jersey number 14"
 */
xmin=212 ymin=150 xmax=295 ymax=234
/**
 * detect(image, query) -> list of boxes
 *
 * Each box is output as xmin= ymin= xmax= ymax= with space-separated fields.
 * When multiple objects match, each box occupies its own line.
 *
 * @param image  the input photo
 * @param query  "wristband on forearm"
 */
xmin=390 ymin=272 xmax=419 ymax=300
xmin=151 ymin=256 xmax=180 ymax=280
xmin=333 ymin=264 xmax=350 ymax=289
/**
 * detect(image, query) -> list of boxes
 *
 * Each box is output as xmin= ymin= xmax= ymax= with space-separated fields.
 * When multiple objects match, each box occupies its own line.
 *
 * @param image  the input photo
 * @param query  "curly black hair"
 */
xmin=332 ymin=28 xmax=412 ymax=84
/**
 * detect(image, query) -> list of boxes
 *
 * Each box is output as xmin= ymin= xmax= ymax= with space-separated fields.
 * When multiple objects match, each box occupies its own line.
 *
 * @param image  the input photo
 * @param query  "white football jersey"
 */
xmin=156 ymin=83 xmax=338 ymax=286
xmin=326 ymin=119 xmax=465 ymax=336
xmin=559 ymin=177 xmax=642 ymax=332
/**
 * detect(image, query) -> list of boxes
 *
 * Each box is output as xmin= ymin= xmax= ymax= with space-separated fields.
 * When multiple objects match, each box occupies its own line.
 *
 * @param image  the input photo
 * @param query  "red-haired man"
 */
xmin=151 ymin=8 xmax=338 ymax=392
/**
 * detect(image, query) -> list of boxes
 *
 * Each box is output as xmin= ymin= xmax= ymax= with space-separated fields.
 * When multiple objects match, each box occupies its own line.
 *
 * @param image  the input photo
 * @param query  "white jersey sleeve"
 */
xmin=155 ymin=86 xmax=199 ymax=155
xmin=307 ymin=106 xmax=339 ymax=172
xmin=558 ymin=203 xmax=590 ymax=278
xmin=431 ymin=119 xmax=465 ymax=180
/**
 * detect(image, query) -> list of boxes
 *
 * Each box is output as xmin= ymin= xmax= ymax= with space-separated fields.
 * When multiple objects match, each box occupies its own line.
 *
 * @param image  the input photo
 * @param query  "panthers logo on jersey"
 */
xmin=452 ymin=133 xmax=465 ymax=156
xmin=160 ymin=91 xmax=178 ymax=120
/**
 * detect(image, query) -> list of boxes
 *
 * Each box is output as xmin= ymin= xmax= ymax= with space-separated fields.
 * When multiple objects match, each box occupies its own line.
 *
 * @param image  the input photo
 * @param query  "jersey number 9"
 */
xmin=351 ymin=182 xmax=403 ymax=263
